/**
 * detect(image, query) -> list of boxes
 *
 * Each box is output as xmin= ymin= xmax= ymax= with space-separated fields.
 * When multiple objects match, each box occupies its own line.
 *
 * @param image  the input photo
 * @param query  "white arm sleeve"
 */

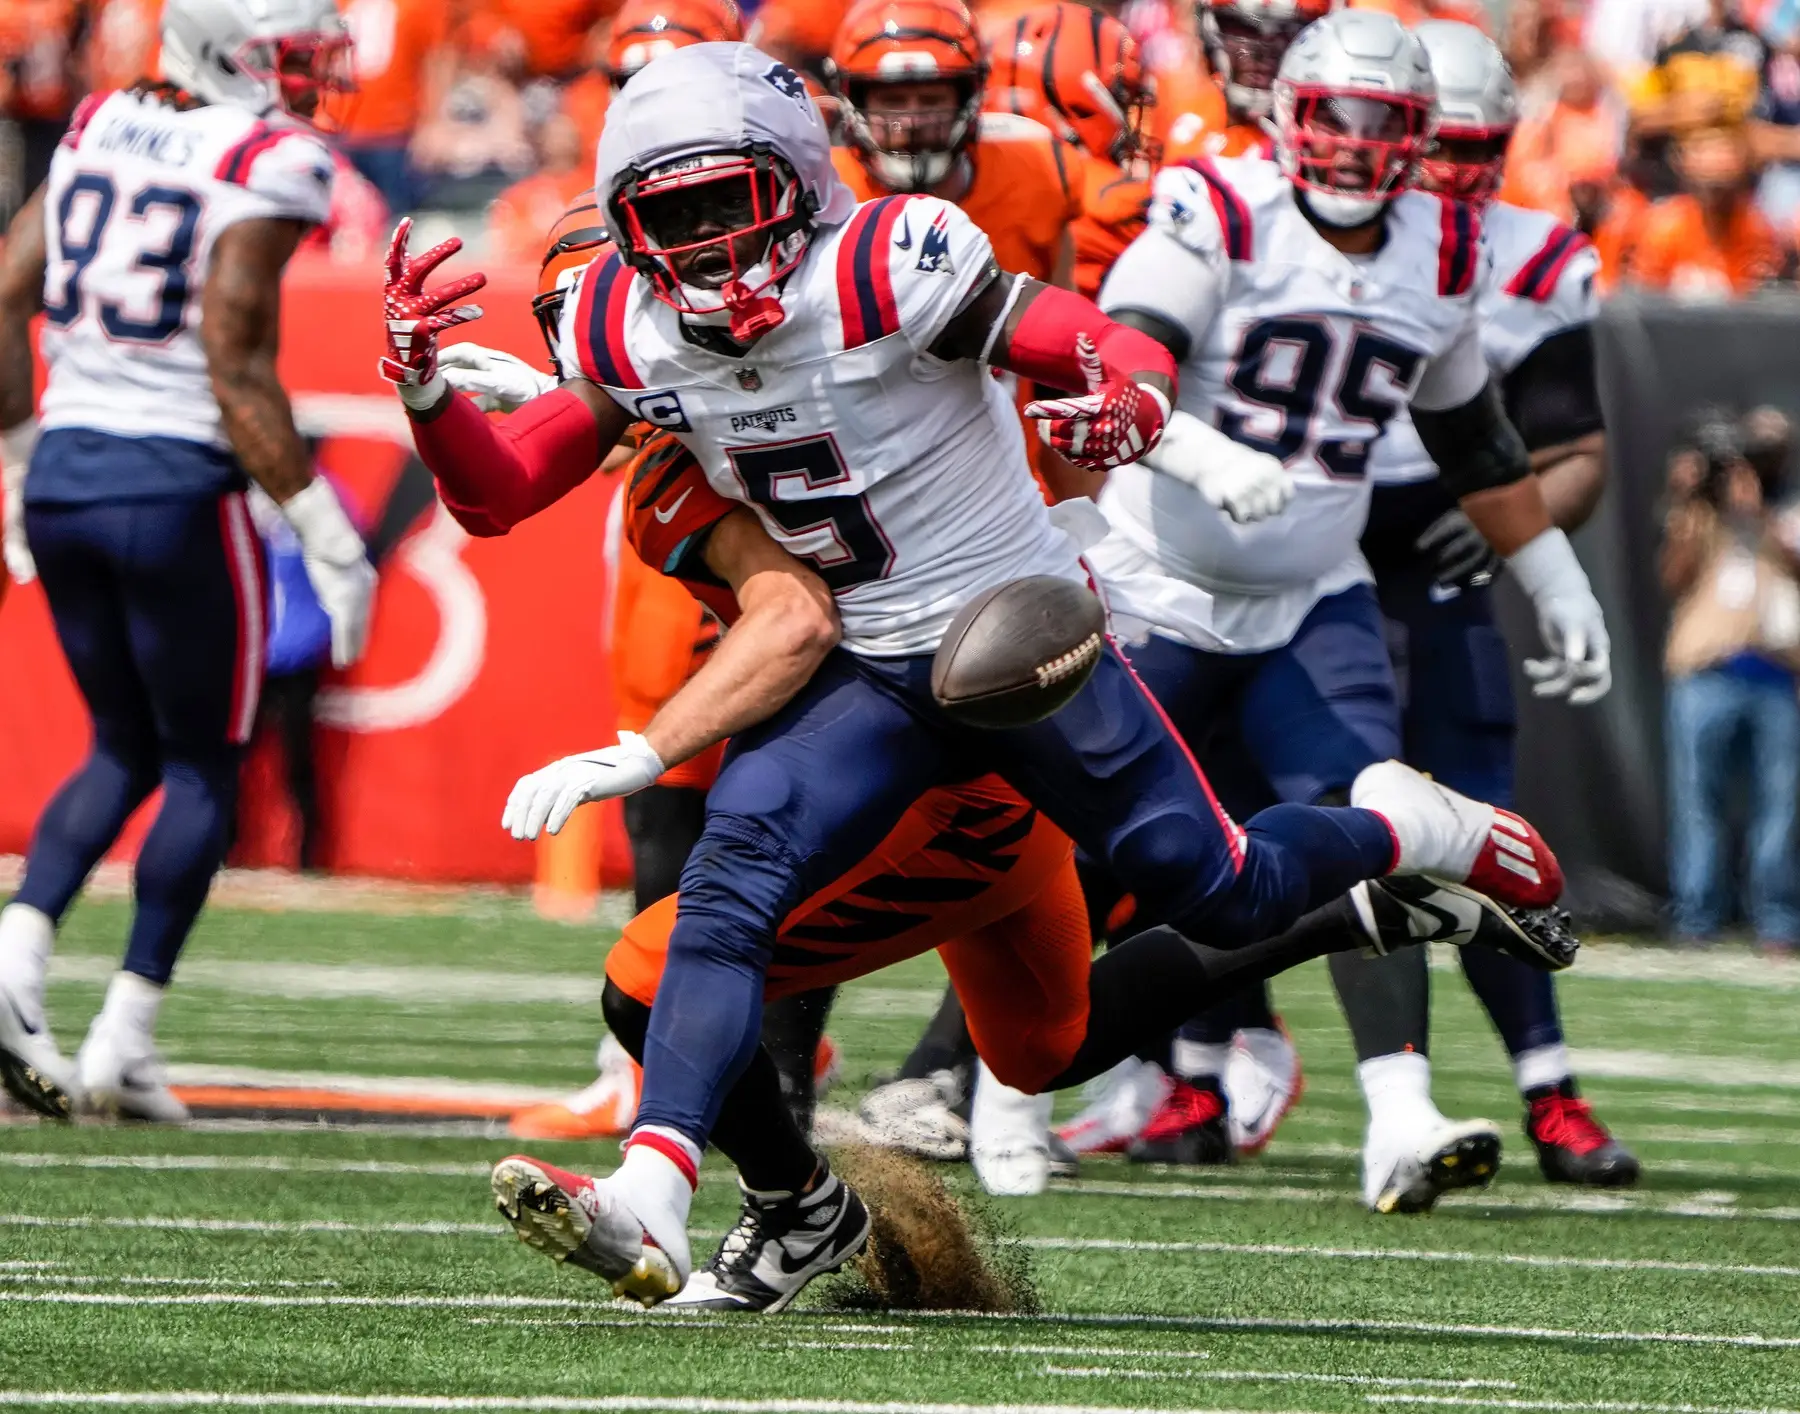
xmin=1098 ymin=224 xmax=1226 ymax=342
xmin=1412 ymin=308 xmax=1490 ymax=412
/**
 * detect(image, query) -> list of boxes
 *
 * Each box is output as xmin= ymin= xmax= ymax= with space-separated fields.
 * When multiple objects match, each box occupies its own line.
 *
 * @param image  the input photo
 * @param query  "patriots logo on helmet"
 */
xmin=916 ymin=212 xmax=954 ymax=275
xmin=763 ymin=62 xmax=812 ymax=114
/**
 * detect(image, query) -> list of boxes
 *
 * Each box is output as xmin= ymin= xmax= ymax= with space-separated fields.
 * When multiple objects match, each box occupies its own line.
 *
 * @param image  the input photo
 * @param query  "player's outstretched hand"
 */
xmin=379 ymin=218 xmax=488 ymax=407
xmin=281 ymin=479 xmax=378 ymax=669
xmin=1144 ymin=408 xmax=1294 ymax=525
xmin=1024 ymin=334 xmax=1170 ymax=471
xmin=502 ymin=733 xmax=666 ymax=841
xmin=438 ymin=343 xmax=558 ymax=413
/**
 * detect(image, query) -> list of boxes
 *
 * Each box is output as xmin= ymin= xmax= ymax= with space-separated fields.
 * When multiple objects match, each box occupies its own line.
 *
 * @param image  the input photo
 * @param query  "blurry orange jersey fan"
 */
xmin=1159 ymin=0 xmax=1332 ymax=160
xmin=607 ymin=443 xmax=1093 ymax=1094
xmin=986 ymin=4 xmax=1156 ymax=299
xmin=607 ymin=0 xmax=745 ymax=86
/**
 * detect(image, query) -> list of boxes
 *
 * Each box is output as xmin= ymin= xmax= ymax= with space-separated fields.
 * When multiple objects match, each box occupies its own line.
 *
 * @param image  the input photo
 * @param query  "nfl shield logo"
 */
xmin=736 ymin=367 xmax=763 ymax=392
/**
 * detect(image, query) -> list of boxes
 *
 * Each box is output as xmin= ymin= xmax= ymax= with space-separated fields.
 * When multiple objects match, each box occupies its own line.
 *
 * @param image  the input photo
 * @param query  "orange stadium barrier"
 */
xmin=0 ymin=254 xmax=634 ymax=888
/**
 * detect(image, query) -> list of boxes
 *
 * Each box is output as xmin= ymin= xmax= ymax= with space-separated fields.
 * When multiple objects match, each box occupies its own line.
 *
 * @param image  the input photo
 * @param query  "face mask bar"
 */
xmin=235 ymin=31 xmax=357 ymax=129
xmin=1417 ymin=126 xmax=1514 ymax=208
xmin=1283 ymin=89 xmax=1434 ymax=208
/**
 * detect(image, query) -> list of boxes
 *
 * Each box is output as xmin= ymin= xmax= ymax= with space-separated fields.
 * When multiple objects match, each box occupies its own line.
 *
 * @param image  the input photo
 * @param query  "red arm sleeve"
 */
xmin=995 ymin=282 xmax=1178 ymax=395
xmin=411 ymin=387 xmax=608 ymax=537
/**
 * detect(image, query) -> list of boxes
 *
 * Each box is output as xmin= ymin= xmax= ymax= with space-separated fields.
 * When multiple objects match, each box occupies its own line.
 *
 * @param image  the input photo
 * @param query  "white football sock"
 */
xmin=618 ymin=1131 xmax=697 ymax=1281
xmin=1513 ymin=1042 xmax=1572 ymax=1095
xmin=94 ymin=971 xmax=165 ymax=1040
xmin=1358 ymin=1050 xmax=1441 ymax=1131
xmin=1171 ymin=1039 xmax=1231 ymax=1084
xmin=0 ymin=903 xmax=55 ymax=1008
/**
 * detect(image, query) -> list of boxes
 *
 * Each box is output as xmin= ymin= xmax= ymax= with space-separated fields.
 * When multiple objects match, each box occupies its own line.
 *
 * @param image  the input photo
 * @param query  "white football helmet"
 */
xmin=1413 ymin=19 xmax=1518 ymax=209
xmin=1200 ymin=0 xmax=1338 ymax=120
xmin=597 ymin=43 xmax=856 ymax=342
xmin=1273 ymin=8 xmax=1436 ymax=229
xmin=160 ymin=0 xmax=352 ymax=123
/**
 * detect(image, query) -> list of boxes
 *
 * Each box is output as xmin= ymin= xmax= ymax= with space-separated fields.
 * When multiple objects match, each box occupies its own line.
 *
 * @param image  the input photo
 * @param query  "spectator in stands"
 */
xmin=1753 ymin=31 xmax=1800 ymax=228
xmin=1504 ymin=47 xmax=1627 ymax=224
xmin=469 ymin=0 xmax=612 ymax=83
xmin=338 ymin=0 xmax=455 ymax=214
xmin=1662 ymin=406 xmax=1800 ymax=954
xmin=82 ymin=0 xmax=163 ymax=95
xmin=1629 ymin=123 xmax=1793 ymax=293
xmin=487 ymin=113 xmax=591 ymax=264
xmin=0 ymin=0 xmax=79 ymax=217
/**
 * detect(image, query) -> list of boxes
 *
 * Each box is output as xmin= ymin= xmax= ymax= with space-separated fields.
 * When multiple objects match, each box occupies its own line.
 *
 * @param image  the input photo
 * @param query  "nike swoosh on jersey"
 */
xmin=894 ymin=213 xmax=913 ymax=250
xmin=654 ymin=487 xmax=694 ymax=524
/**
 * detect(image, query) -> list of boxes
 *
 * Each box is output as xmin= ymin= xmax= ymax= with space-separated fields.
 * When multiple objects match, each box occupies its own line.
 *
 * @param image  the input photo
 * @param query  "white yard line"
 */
xmin=970 ymin=1349 xmax=1210 ymax=1361
xmin=1043 ymin=1371 xmax=1515 ymax=1391
xmin=1018 ymin=1238 xmax=1800 ymax=1280
xmin=1369 ymin=1398 xmax=1800 ymax=1414
xmin=768 ymin=1343 xmax=915 ymax=1353
xmin=2 ymin=1276 xmax=340 ymax=1290
xmin=0 ymin=1154 xmax=490 ymax=1177
xmin=1429 ymin=940 xmax=1800 ymax=992
xmin=0 ymin=1215 xmax=502 ymax=1237
xmin=0 ymin=1394 xmax=1328 ymax=1414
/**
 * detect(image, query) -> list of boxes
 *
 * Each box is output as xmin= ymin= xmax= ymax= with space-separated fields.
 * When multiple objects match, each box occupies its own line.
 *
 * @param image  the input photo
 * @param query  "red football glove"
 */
xmin=379 ymin=218 xmax=488 ymax=394
xmin=1023 ymin=333 xmax=1171 ymax=472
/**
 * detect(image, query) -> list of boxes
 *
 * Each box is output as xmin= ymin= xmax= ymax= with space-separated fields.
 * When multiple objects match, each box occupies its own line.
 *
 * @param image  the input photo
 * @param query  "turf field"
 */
xmin=4 ymin=891 xmax=1800 ymax=1413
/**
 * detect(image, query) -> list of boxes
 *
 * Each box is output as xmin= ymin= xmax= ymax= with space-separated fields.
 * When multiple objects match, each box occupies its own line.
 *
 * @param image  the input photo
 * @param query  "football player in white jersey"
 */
xmin=1330 ymin=19 xmax=1637 ymax=1206
xmin=1060 ymin=8 xmax=1611 ymax=1196
xmin=380 ymin=41 xmax=1568 ymax=1304
xmin=0 ymin=0 xmax=377 ymax=1124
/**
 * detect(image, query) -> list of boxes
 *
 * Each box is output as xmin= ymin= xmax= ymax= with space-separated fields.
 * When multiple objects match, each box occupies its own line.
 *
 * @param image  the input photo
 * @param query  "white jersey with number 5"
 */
xmin=1094 ymin=156 xmax=1491 ymax=650
xmin=37 ymin=88 xmax=334 ymax=451
xmin=560 ymin=194 xmax=1086 ymax=657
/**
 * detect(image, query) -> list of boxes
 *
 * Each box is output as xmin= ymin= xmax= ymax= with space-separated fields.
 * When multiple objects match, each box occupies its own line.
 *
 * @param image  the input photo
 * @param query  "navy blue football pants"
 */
xmin=1377 ymin=570 xmax=1563 ymax=1061
xmin=13 ymin=493 xmax=263 ymax=986
xmin=638 ymin=644 xmax=1399 ymax=1146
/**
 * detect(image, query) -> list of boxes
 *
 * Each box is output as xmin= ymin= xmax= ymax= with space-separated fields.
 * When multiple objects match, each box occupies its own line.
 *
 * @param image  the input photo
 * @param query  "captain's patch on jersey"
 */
xmin=633 ymin=390 xmax=691 ymax=431
xmin=916 ymin=212 xmax=955 ymax=276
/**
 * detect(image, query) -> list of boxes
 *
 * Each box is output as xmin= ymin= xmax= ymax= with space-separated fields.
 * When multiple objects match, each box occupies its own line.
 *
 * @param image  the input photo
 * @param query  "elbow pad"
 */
xmin=1413 ymin=381 xmax=1531 ymax=499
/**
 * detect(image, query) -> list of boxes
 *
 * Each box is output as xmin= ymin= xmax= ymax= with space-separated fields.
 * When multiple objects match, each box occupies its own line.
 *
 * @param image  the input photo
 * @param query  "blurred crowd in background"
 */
xmin=8 ymin=1 xmax=1800 ymax=293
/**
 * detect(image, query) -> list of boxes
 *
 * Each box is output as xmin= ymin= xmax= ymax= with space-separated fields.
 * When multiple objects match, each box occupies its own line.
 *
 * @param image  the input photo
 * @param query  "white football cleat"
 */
xmin=0 ymin=973 xmax=75 ymax=1121
xmin=491 ymin=1154 xmax=682 ymax=1307
xmin=969 ymin=1063 xmax=1054 ymax=1197
xmin=856 ymin=1070 xmax=968 ymax=1162
xmin=1363 ymin=1114 xmax=1503 ymax=1214
xmin=75 ymin=1021 xmax=187 ymax=1124
xmin=1225 ymin=1022 xmax=1303 ymax=1156
xmin=1054 ymin=1056 xmax=1171 ymax=1155
xmin=1351 ymin=760 xmax=1563 ymax=909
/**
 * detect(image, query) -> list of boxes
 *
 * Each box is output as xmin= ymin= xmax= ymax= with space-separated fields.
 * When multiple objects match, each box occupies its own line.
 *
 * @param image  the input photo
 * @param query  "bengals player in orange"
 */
xmin=1162 ymin=0 xmax=1334 ymax=166
xmin=562 ymin=0 xmax=745 ymax=162
xmin=986 ymin=4 xmax=1158 ymax=302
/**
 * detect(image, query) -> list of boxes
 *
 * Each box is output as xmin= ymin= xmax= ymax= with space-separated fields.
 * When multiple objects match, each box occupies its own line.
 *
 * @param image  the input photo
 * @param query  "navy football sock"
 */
xmin=1459 ymin=945 xmax=1564 ymax=1058
xmin=123 ymin=753 xmax=239 ymax=986
xmin=14 ymin=745 xmax=158 ymax=925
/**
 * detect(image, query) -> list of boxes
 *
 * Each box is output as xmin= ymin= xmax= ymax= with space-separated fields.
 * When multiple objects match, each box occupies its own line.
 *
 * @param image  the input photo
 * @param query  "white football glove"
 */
xmin=438 ymin=343 xmax=559 ymax=414
xmin=281 ymin=478 xmax=378 ymax=669
xmin=1145 ymin=409 xmax=1295 ymax=524
xmin=1508 ymin=527 xmax=1611 ymax=706
xmin=1 ymin=418 xmax=36 ymax=585
xmin=502 ymin=732 xmax=666 ymax=841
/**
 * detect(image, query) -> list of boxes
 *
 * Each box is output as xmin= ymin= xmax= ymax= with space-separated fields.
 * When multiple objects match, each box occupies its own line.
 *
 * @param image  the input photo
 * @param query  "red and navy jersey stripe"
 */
xmin=1436 ymin=197 xmax=1482 ymax=298
xmin=59 ymin=91 xmax=110 ymax=152
xmin=837 ymin=195 xmax=911 ymax=348
xmin=214 ymin=123 xmax=303 ymax=186
xmin=1505 ymin=224 xmax=1592 ymax=304
xmin=574 ymin=250 xmax=643 ymax=390
xmin=1175 ymin=159 xmax=1253 ymax=262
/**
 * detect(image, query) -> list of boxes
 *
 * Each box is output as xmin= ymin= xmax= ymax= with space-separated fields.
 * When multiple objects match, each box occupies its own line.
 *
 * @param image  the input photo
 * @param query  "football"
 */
xmin=930 ymin=575 xmax=1107 ymax=729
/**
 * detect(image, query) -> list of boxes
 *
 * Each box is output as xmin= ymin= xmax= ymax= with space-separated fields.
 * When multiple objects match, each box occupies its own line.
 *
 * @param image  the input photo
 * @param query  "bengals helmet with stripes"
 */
xmin=534 ymin=190 xmax=611 ymax=374
xmin=606 ymin=0 xmax=746 ymax=88
xmin=826 ymin=0 xmax=989 ymax=192
xmin=988 ymin=4 xmax=1155 ymax=168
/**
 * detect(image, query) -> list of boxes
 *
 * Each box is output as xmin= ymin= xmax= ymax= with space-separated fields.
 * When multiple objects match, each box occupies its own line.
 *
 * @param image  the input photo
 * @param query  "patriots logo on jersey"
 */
xmin=916 ymin=213 xmax=954 ymax=275
xmin=763 ymin=63 xmax=813 ymax=117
